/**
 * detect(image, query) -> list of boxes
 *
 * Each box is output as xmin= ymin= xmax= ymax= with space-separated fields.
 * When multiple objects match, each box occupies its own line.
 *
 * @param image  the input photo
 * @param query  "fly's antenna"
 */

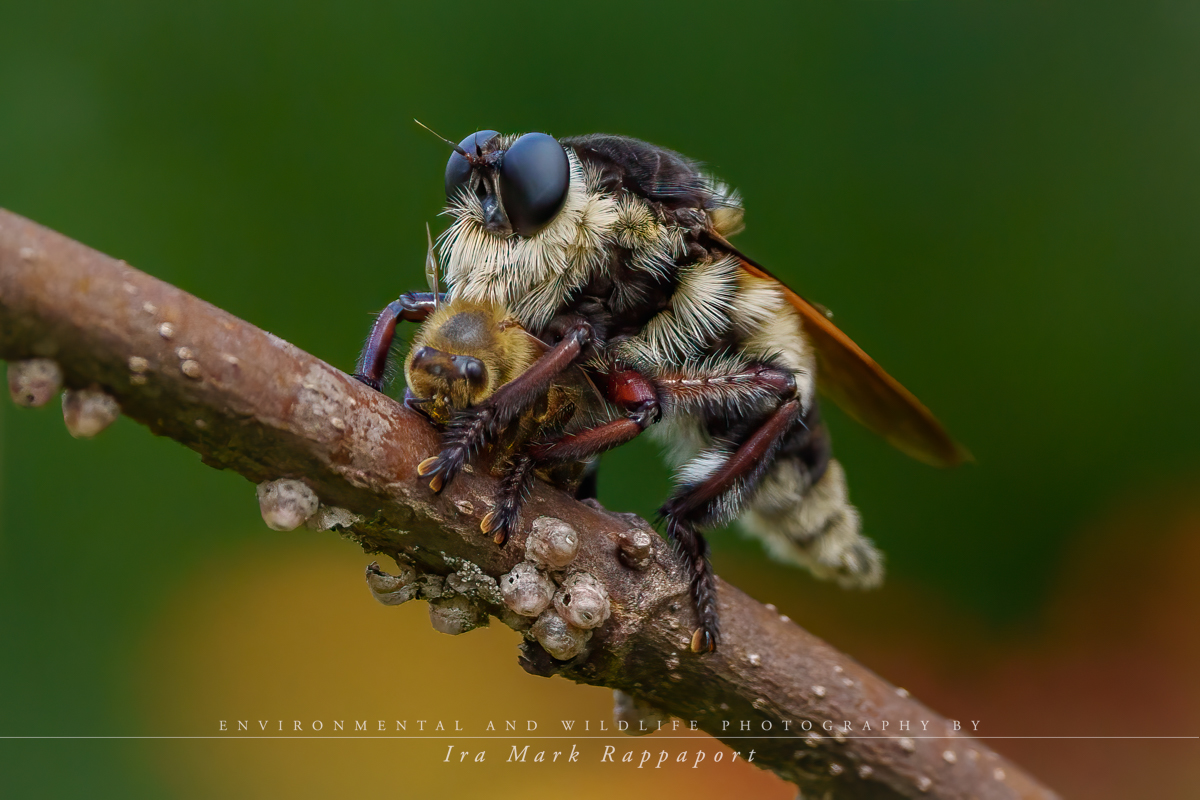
xmin=414 ymin=119 xmax=468 ymax=158
xmin=424 ymin=221 xmax=441 ymax=310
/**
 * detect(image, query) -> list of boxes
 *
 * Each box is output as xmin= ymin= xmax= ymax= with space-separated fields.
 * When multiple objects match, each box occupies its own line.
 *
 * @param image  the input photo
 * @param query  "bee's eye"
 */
xmin=453 ymin=355 xmax=486 ymax=385
xmin=445 ymin=130 xmax=499 ymax=200
xmin=498 ymin=133 xmax=570 ymax=237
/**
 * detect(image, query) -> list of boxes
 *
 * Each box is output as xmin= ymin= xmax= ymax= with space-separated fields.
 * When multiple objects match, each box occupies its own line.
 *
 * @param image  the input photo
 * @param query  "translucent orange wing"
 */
xmin=709 ymin=235 xmax=970 ymax=467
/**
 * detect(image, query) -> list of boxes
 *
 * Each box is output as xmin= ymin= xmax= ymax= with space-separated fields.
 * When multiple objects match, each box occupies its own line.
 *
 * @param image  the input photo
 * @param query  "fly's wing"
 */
xmin=424 ymin=222 xmax=441 ymax=308
xmin=707 ymin=234 xmax=971 ymax=468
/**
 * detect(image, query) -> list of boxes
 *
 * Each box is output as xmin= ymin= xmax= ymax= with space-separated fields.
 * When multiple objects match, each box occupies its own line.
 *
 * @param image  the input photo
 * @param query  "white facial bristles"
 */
xmin=439 ymin=150 xmax=618 ymax=330
xmin=500 ymin=562 xmax=556 ymax=618
xmin=524 ymin=516 xmax=580 ymax=569
xmin=256 ymin=478 xmax=319 ymax=531
xmin=61 ymin=387 xmax=120 ymax=438
xmin=8 ymin=358 xmax=62 ymax=407
xmin=531 ymin=609 xmax=591 ymax=660
xmin=553 ymin=572 xmax=611 ymax=630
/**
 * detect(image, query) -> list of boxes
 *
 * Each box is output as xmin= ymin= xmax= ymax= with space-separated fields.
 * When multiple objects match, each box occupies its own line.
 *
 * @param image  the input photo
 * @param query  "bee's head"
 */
xmin=438 ymin=129 xmax=571 ymax=238
xmin=404 ymin=344 xmax=489 ymax=424
xmin=403 ymin=300 xmax=537 ymax=424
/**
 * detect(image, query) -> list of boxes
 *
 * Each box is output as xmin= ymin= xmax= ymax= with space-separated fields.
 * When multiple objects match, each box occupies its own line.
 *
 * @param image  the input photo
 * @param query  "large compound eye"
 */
xmin=498 ymin=133 xmax=570 ymax=237
xmin=444 ymin=130 xmax=499 ymax=200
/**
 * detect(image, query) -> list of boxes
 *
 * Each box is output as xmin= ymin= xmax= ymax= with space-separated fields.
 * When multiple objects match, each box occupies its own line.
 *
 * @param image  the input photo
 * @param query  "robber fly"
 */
xmin=354 ymin=129 xmax=968 ymax=654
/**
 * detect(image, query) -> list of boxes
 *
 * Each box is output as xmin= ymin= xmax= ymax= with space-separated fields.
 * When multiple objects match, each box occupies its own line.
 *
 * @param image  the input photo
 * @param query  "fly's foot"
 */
xmin=690 ymin=625 xmax=718 ymax=654
xmin=352 ymin=373 xmax=384 ymax=392
xmin=480 ymin=504 xmax=520 ymax=546
xmin=416 ymin=450 xmax=462 ymax=493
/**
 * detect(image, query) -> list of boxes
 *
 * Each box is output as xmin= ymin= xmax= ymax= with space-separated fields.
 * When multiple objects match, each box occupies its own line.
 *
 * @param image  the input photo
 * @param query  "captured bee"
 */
xmin=402 ymin=294 xmax=606 ymax=543
xmin=355 ymin=128 xmax=969 ymax=654
xmin=371 ymin=229 xmax=609 ymax=544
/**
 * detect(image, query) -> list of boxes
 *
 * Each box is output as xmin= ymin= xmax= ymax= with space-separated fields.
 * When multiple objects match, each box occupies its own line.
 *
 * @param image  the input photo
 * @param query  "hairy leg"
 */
xmin=663 ymin=396 xmax=802 ymax=653
xmin=353 ymin=292 xmax=444 ymax=390
xmin=480 ymin=453 xmax=537 ymax=546
xmin=528 ymin=365 xmax=661 ymax=464
xmin=533 ymin=357 xmax=803 ymax=654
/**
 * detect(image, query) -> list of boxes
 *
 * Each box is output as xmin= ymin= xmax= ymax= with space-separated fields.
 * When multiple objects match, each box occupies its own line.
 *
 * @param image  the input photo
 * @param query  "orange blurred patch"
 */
xmin=131 ymin=535 xmax=792 ymax=800
xmin=720 ymin=482 xmax=1200 ymax=799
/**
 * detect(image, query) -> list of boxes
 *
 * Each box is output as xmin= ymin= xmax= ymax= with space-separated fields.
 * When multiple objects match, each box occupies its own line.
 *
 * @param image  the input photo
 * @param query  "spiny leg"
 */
xmin=476 ymin=407 xmax=642 ymax=547
xmin=417 ymin=321 xmax=594 ymax=492
xmin=532 ymin=357 xmax=805 ymax=652
xmin=655 ymin=363 xmax=803 ymax=654
xmin=480 ymin=454 xmax=537 ymax=545
xmin=664 ymin=516 xmax=717 ymax=654
xmin=527 ymin=359 xmax=805 ymax=651
xmin=353 ymin=291 xmax=445 ymax=390
xmin=530 ymin=365 xmax=661 ymax=465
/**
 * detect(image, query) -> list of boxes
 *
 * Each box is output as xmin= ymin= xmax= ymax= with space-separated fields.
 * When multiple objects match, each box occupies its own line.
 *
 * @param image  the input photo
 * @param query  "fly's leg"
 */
xmin=480 ymin=453 xmax=537 ymax=546
xmin=527 ymin=365 xmax=661 ymax=467
xmin=467 ymin=366 xmax=658 ymax=547
xmin=529 ymin=357 xmax=803 ymax=654
xmin=652 ymin=362 xmax=802 ymax=654
xmin=353 ymin=292 xmax=445 ymax=390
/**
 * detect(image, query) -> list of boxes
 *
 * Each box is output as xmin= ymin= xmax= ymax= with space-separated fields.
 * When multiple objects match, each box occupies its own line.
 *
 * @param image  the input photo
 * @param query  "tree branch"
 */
xmin=0 ymin=208 xmax=1058 ymax=799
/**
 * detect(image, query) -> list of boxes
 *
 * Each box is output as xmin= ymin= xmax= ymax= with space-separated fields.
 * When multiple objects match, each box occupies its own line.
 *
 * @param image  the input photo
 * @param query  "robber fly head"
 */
xmin=418 ymin=122 xmax=571 ymax=238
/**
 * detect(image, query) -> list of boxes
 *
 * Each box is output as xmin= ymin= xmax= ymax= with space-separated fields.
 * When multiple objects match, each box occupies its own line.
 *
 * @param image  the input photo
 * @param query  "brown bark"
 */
xmin=0 ymin=208 xmax=1059 ymax=799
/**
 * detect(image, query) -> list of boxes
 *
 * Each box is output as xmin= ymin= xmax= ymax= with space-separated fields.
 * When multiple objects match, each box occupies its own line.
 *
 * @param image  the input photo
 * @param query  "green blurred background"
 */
xmin=2 ymin=1 xmax=1198 ymax=797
